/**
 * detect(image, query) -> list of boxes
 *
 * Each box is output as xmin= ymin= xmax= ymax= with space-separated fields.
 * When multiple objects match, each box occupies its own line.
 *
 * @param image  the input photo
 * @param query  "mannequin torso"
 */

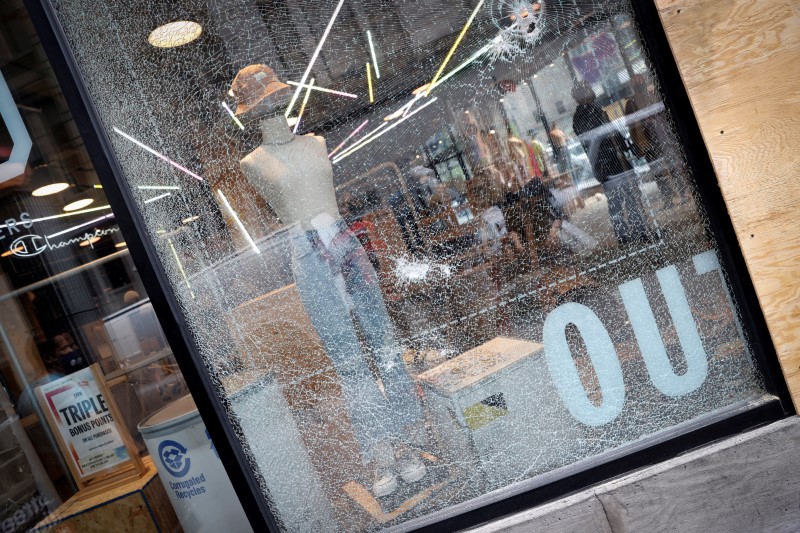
xmin=241 ymin=115 xmax=341 ymax=230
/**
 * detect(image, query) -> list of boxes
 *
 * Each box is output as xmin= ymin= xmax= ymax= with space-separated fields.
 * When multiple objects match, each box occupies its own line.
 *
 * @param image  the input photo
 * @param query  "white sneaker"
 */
xmin=373 ymin=471 xmax=398 ymax=497
xmin=397 ymin=456 xmax=426 ymax=483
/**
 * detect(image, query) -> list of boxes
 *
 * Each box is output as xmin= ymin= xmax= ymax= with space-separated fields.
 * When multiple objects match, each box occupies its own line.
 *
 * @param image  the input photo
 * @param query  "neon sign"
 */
xmin=0 ymin=67 xmax=32 ymax=184
xmin=8 ymin=227 xmax=120 ymax=258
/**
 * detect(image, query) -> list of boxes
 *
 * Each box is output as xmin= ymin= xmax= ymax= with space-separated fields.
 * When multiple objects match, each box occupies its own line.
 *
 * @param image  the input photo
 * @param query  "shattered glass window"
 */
xmin=51 ymin=0 xmax=768 ymax=530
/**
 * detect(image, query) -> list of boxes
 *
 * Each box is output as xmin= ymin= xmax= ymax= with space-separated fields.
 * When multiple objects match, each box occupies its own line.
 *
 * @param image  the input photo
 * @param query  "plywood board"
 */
xmin=655 ymin=0 xmax=800 ymax=407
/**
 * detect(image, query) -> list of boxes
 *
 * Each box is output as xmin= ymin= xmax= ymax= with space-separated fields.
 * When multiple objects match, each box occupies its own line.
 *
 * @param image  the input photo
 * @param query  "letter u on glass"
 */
xmin=619 ymin=265 xmax=708 ymax=397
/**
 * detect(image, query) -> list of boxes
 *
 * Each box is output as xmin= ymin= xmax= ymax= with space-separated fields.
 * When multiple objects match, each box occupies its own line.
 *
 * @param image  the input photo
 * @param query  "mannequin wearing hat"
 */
xmin=234 ymin=65 xmax=427 ymax=497
xmin=234 ymin=65 xmax=340 ymax=233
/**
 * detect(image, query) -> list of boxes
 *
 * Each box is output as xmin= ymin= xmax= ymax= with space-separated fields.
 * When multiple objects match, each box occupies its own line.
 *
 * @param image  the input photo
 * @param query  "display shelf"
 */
xmin=32 ymin=456 xmax=180 ymax=533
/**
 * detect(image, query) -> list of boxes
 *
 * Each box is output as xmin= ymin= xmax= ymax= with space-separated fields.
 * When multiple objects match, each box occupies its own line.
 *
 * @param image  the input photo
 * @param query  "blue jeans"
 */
xmin=603 ymin=172 xmax=649 ymax=243
xmin=290 ymin=220 xmax=422 ymax=460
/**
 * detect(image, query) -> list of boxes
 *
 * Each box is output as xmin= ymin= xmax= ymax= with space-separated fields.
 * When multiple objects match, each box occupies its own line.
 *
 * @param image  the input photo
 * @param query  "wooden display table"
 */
xmin=33 ymin=456 xmax=180 ymax=532
xmin=417 ymin=337 xmax=544 ymax=428
xmin=416 ymin=336 xmax=581 ymax=487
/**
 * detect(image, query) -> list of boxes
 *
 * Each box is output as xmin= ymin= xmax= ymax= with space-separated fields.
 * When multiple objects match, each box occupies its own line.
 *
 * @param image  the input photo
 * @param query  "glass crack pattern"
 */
xmin=52 ymin=0 xmax=766 ymax=531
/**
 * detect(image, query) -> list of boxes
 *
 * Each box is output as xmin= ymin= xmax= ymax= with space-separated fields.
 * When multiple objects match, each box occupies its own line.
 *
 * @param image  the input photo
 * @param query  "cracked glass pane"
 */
xmin=51 ymin=0 xmax=767 ymax=530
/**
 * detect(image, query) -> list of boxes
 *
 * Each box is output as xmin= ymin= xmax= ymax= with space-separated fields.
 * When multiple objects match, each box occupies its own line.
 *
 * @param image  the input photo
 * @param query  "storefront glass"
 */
xmin=0 ymin=2 xmax=225 ymax=530
xmin=47 ymin=0 xmax=769 ymax=530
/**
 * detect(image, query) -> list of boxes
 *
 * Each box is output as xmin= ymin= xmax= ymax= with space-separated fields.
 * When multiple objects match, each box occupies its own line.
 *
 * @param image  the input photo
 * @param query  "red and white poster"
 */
xmin=38 ymin=367 xmax=129 ymax=477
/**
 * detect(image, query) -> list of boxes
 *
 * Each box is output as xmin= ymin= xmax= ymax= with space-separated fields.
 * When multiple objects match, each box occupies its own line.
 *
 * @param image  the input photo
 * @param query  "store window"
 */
xmin=44 ymin=0 xmax=777 ymax=531
xmin=0 ymin=2 xmax=252 ymax=532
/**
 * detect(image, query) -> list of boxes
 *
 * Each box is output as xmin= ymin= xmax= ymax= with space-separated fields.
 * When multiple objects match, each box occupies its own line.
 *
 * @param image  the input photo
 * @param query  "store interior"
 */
xmin=0 ymin=2 xmax=189 ymax=529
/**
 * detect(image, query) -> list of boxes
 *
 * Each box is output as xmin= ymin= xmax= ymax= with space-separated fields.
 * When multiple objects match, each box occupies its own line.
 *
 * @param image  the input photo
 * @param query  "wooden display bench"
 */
xmin=33 ymin=456 xmax=180 ymax=532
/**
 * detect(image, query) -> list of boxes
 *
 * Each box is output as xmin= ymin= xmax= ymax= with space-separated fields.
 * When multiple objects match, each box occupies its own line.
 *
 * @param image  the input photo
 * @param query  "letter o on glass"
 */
xmin=543 ymin=302 xmax=625 ymax=426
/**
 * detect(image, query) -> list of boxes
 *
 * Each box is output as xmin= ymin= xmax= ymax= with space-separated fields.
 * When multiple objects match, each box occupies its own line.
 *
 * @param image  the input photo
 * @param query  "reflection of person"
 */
xmin=625 ymin=74 xmax=687 ymax=206
xmin=234 ymin=64 xmax=426 ymax=497
xmin=16 ymin=336 xmax=71 ymax=418
xmin=572 ymin=82 xmax=649 ymax=244
xmin=344 ymin=190 xmax=386 ymax=273
xmin=51 ymin=332 xmax=87 ymax=373
xmin=625 ymin=75 xmax=658 ymax=158
xmin=549 ymin=122 xmax=571 ymax=174
xmin=572 ymin=82 xmax=632 ymax=181
xmin=410 ymin=165 xmax=463 ymax=213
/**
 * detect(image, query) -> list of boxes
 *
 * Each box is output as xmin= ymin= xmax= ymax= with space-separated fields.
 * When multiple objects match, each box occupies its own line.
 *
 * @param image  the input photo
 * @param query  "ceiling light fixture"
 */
xmin=333 ymin=97 xmax=438 ymax=164
xmin=79 ymin=236 xmax=101 ymax=247
xmin=366 ymin=64 xmax=375 ymax=103
xmin=148 ymin=21 xmax=202 ymax=48
xmin=168 ymin=238 xmax=195 ymax=299
xmin=286 ymin=81 xmax=357 ymax=99
xmin=1 ymin=246 xmax=23 ymax=258
xmin=218 ymin=190 xmax=260 ymax=255
xmin=144 ymin=192 xmax=172 ymax=204
xmin=285 ymin=0 xmax=346 ymax=117
xmin=63 ymin=198 xmax=95 ymax=212
xmin=113 ymin=127 xmax=204 ymax=181
xmin=0 ymin=205 xmax=112 ymax=230
xmin=32 ymin=183 xmax=69 ymax=197
xmin=367 ymin=30 xmax=381 ymax=79
xmin=293 ymin=78 xmax=315 ymax=134
xmin=47 ymin=213 xmax=115 ymax=239
xmin=138 ymin=185 xmax=180 ymax=190
xmin=426 ymin=0 xmax=485 ymax=96
xmin=328 ymin=119 xmax=369 ymax=159
xmin=221 ymin=101 xmax=245 ymax=130
xmin=115 ymin=241 xmax=127 ymax=248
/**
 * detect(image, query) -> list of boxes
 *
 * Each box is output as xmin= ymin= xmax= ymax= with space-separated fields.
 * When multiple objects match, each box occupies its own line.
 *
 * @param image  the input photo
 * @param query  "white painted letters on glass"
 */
xmin=619 ymin=265 xmax=708 ymax=397
xmin=543 ymin=302 xmax=625 ymax=426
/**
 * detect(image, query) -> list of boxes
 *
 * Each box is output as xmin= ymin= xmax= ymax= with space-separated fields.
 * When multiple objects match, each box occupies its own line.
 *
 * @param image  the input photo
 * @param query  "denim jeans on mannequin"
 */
xmin=603 ymin=171 xmax=650 ymax=243
xmin=290 ymin=220 xmax=422 ymax=461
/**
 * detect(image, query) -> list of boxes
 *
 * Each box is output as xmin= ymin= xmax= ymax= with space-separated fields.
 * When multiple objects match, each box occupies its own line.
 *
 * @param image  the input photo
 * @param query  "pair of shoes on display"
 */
xmin=372 ymin=456 xmax=427 ymax=498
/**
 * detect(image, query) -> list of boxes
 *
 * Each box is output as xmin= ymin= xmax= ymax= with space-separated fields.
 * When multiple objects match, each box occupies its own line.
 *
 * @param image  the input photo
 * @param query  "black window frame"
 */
xmin=20 ymin=0 xmax=793 ymax=531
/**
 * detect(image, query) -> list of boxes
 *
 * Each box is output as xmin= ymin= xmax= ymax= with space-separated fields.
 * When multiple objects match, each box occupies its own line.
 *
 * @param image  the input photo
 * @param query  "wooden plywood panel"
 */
xmin=142 ymin=475 xmax=182 ymax=532
xmin=34 ymin=458 xmax=180 ymax=532
xmin=229 ymin=283 xmax=331 ymax=386
xmin=655 ymin=0 xmax=800 ymax=407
